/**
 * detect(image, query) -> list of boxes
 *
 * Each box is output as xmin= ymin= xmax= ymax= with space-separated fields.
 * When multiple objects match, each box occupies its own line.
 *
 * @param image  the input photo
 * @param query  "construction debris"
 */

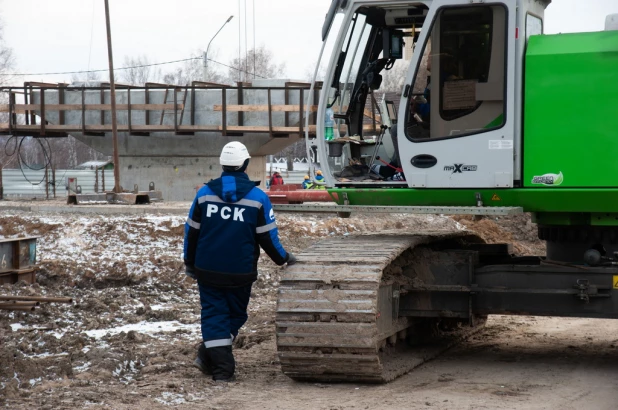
xmin=0 ymin=295 xmax=72 ymax=303
xmin=0 ymin=294 xmax=72 ymax=311
xmin=67 ymin=189 xmax=164 ymax=206
xmin=0 ymin=236 xmax=38 ymax=285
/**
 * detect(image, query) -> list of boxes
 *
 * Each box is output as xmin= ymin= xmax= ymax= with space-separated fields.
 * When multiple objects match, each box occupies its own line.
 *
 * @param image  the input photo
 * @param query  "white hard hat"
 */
xmin=220 ymin=141 xmax=251 ymax=166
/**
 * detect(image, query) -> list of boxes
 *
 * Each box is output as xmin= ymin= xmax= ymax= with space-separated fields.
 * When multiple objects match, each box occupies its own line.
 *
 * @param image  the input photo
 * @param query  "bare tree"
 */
xmin=46 ymin=137 xmax=107 ymax=169
xmin=0 ymin=17 xmax=108 ymax=171
xmin=380 ymin=61 xmax=409 ymax=94
xmin=0 ymin=27 xmax=13 ymax=87
xmin=0 ymin=19 xmax=17 ymax=168
xmin=119 ymin=55 xmax=160 ymax=85
xmin=227 ymin=46 xmax=286 ymax=83
xmin=303 ymin=60 xmax=328 ymax=83
xmin=0 ymin=136 xmax=19 ymax=168
xmin=161 ymin=60 xmax=202 ymax=86
xmin=0 ymin=134 xmax=106 ymax=170
xmin=162 ymin=49 xmax=225 ymax=86
xmin=70 ymin=70 xmax=102 ymax=85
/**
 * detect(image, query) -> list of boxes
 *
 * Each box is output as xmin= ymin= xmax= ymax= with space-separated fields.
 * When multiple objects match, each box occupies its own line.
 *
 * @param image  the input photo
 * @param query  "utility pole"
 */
xmin=104 ymin=0 xmax=122 ymax=194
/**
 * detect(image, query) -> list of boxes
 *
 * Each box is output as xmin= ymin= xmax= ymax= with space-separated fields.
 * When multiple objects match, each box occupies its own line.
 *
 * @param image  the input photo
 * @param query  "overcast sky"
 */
xmin=1 ymin=0 xmax=616 ymax=85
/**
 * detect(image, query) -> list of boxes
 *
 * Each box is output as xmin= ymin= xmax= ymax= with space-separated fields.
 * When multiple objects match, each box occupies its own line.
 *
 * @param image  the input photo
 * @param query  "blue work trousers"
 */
xmin=198 ymin=281 xmax=252 ymax=346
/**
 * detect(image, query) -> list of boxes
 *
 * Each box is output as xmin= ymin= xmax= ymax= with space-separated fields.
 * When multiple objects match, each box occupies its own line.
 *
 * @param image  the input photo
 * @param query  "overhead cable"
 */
xmin=0 ymin=57 xmax=267 ymax=79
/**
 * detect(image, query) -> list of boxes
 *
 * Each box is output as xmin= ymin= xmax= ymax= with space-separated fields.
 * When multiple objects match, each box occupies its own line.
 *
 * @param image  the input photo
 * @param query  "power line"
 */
xmin=209 ymin=58 xmax=267 ymax=79
xmin=0 ymin=56 xmax=267 ymax=79
xmin=0 ymin=57 xmax=199 ymax=76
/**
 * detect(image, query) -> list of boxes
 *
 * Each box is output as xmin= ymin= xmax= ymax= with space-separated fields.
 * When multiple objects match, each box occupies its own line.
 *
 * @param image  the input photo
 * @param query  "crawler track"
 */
xmin=275 ymin=232 xmax=484 ymax=383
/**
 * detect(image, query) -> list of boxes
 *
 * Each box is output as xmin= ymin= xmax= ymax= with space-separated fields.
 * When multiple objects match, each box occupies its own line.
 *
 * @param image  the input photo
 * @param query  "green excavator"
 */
xmin=275 ymin=0 xmax=618 ymax=382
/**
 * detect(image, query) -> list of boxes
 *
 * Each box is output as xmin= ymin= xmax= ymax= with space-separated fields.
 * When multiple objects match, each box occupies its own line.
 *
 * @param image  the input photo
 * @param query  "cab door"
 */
xmin=398 ymin=0 xmax=516 ymax=188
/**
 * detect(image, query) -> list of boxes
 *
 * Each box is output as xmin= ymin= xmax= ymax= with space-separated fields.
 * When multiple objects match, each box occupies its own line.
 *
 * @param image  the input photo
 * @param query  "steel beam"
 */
xmin=0 ymin=237 xmax=38 ymax=285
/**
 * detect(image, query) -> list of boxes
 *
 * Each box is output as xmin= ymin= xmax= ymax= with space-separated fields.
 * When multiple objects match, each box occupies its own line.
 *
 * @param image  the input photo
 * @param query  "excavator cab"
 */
xmin=311 ymin=0 xmax=547 ymax=189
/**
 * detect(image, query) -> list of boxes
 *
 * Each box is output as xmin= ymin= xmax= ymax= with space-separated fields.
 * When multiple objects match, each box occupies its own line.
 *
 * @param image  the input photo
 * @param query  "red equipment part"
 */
xmin=267 ymin=184 xmax=334 ymax=204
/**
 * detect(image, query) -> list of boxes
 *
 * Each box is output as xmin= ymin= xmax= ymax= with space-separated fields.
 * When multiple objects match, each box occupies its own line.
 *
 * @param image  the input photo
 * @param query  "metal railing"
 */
xmin=0 ymin=81 xmax=325 ymax=138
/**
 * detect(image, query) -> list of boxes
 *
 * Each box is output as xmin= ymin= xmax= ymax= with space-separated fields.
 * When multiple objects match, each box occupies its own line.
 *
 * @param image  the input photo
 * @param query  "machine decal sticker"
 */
xmin=488 ymin=140 xmax=513 ymax=150
xmin=443 ymin=164 xmax=478 ymax=174
xmin=531 ymin=172 xmax=564 ymax=186
xmin=614 ymin=276 xmax=618 ymax=289
xmin=491 ymin=194 xmax=501 ymax=201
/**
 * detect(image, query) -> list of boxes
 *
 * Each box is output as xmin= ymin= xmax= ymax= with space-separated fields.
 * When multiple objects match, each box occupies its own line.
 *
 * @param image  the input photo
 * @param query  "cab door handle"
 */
xmin=411 ymin=154 xmax=437 ymax=169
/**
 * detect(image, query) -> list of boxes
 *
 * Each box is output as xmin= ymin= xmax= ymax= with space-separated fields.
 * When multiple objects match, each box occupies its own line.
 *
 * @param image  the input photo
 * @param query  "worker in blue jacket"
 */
xmin=313 ymin=170 xmax=326 ymax=189
xmin=302 ymin=175 xmax=313 ymax=189
xmin=184 ymin=141 xmax=297 ymax=382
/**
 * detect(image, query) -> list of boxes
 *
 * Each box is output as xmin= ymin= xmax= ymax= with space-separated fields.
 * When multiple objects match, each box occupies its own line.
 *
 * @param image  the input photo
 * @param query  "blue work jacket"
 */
xmin=184 ymin=172 xmax=289 ymax=287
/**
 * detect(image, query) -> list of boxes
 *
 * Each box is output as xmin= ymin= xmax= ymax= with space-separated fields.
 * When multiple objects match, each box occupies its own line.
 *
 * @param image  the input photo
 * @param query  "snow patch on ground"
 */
xmin=85 ymin=321 xmax=199 ymax=339
xmin=74 ymin=362 xmax=91 ymax=372
xmin=155 ymin=392 xmax=187 ymax=406
xmin=29 ymin=377 xmax=42 ymax=386
xmin=10 ymin=323 xmax=24 ymax=331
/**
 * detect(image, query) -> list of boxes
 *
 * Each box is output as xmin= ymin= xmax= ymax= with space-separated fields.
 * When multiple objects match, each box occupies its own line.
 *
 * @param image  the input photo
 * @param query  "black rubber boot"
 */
xmin=206 ymin=345 xmax=236 ymax=382
xmin=193 ymin=343 xmax=212 ymax=376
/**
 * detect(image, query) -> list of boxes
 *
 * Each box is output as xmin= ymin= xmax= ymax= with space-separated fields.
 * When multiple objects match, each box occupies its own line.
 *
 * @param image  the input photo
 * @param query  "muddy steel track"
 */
xmin=275 ymin=232 xmax=484 ymax=383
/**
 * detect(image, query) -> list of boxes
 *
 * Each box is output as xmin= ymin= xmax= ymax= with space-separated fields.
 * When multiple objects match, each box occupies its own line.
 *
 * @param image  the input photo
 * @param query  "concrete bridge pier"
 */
xmin=77 ymin=131 xmax=299 ymax=201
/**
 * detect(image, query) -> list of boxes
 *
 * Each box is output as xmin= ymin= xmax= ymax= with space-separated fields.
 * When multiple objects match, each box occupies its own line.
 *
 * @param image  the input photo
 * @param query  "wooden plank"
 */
xmin=213 ymin=104 xmax=318 ymax=112
xmin=0 ymin=124 xmax=175 ymax=132
xmin=0 ymin=104 xmax=374 ymax=135
xmin=177 ymin=125 xmax=220 ymax=132
xmin=0 ymin=123 xmax=315 ymax=134
xmin=0 ymin=103 xmax=184 ymax=112
xmin=211 ymin=104 xmax=379 ymax=121
xmin=226 ymin=125 xmax=316 ymax=133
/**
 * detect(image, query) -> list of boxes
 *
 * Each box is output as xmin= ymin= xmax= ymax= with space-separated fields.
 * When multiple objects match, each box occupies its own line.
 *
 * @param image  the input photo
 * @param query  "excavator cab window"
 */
xmin=405 ymin=5 xmax=507 ymax=141
xmin=327 ymin=9 xmax=377 ymax=140
xmin=327 ymin=6 xmax=420 ymax=141
xmin=320 ymin=3 xmax=430 ymax=183
xmin=526 ymin=13 xmax=543 ymax=40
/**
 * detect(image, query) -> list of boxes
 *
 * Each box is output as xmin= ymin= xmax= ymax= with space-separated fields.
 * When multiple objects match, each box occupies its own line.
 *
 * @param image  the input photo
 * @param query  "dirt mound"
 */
xmin=452 ymin=214 xmax=545 ymax=256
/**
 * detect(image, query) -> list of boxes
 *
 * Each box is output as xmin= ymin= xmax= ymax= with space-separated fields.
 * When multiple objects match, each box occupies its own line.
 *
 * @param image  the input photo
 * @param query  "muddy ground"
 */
xmin=1 ymin=205 xmax=617 ymax=409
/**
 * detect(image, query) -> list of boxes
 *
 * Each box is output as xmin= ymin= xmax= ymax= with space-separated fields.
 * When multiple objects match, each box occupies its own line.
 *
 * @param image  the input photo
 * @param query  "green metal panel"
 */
xmin=328 ymin=188 xmax=618 ymax=213
xmin=524 ymin=31 xmax=618 ymax=188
